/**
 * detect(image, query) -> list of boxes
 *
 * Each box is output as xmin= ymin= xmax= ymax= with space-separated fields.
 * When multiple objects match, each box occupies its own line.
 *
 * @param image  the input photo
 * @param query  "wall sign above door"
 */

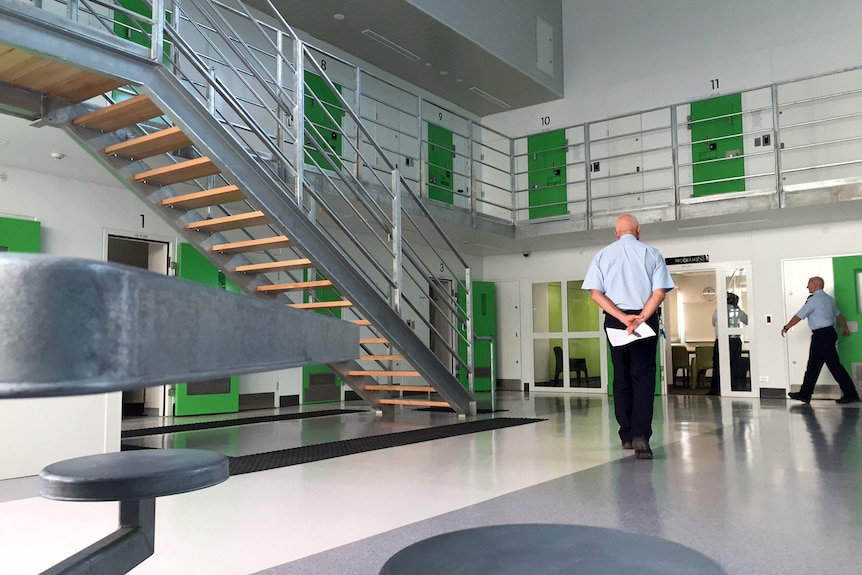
xmin=665 ymin=255 xmax=709 ymax=265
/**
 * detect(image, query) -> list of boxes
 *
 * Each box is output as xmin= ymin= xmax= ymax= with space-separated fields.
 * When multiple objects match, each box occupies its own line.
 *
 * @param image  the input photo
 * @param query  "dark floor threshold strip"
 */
xmin=121 ymin=409 xmax=368 ymax=438
xmin=228 ymin=417 xmax=544 ymax=476
xmin=413 ymin=407 xmax=507 ymax=414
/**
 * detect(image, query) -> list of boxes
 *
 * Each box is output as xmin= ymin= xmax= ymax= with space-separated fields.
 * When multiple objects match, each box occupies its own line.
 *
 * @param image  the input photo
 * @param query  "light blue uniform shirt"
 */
xmin=795 ymin=289 xmax=840 ymax=330
xmin=582 ymin=234 xmax=674 ymax=310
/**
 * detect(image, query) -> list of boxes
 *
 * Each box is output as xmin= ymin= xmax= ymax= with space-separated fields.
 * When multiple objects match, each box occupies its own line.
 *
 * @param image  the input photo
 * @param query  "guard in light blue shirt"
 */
xmin=582 ymin=214 xmax=674 ymax=459
xmin=781 ymin=276 xmax=859 ymax=404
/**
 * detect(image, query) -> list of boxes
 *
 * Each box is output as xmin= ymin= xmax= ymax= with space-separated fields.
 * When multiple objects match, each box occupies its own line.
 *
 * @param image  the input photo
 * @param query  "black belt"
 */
xmin=812 ymin=326 xmax=834 ymax=333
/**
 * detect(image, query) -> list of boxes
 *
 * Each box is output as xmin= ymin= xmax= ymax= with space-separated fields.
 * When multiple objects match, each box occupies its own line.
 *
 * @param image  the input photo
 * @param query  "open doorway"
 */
xmin=664 ymin=263 xmax=754 ymax=397
xmin=429 ymin=278 xmax=456 ymax=375
xmin=106 ymin=233 xmax=172 ymax=418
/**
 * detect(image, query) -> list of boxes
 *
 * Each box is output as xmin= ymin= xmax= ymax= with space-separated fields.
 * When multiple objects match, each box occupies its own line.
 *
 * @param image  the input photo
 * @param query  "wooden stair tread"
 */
xmin=257 ymin=280 xmax=333 ymax=293
xmin=360 ymin=337 xmax=389 ymax=344
xmin=163 ymin=185 xmax=245 ymax=209
xmin=134 ymin=156 xmax=220 ymax=186
xmin=73 ymin=94 xmax=161 ymax=131
xmin=346 ymin=370 xmax=421 ymax=377
xmin=360 ymin=355 xmax=404 ymax=361
xmin=188 ymin=211 xmax=269 ymax=232
xmin=289 ymin=300 xmax=352 ymax=310
xmin=364 ymin=385 xmax=435 ymax=392
xmin=378 ymin=398 xmax=450 ymax=408
xmin=212 ymin=236 xmax=292 ymax=254
xmin=236 ymin=259 xmax=313 ymax=273
xmin=105 ymin=126 xmax=193 ymax=159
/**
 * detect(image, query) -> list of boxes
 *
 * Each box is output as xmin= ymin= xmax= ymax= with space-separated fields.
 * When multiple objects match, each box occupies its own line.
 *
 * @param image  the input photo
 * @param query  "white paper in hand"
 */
xmin=606 ymin=323 xmax=657 ymax=347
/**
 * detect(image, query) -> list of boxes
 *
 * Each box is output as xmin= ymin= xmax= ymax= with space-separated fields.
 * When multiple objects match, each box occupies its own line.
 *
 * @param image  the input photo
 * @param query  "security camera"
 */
xmin=523 ymin=252 xmax=531 ymax=258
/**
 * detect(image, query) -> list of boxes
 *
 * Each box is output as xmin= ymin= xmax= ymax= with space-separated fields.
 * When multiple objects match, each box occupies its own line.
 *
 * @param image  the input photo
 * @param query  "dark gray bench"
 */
xmin=0 ymin=254 xmax=360 ymax=574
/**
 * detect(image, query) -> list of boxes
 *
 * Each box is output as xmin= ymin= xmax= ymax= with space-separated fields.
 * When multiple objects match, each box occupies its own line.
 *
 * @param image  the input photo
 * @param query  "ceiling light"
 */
xmin=333 ymin=13 xmax=345 ymax=20
xmin=439 ymin=70 xmax=448 ymax=76
xmin=0 ymin=139 xmax=8 ymax=146
xmin=51 ymin=152 xmax=65 ymax=160
xmin=361 ymin=29 xmax=420 ymax=61
xmin=469 ymin=87 xmax=511 ymax=109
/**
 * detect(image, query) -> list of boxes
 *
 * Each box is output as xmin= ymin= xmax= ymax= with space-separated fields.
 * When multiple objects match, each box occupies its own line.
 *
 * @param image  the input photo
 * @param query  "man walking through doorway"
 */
xmin=782 ymin=276 xmax=860 ymax=404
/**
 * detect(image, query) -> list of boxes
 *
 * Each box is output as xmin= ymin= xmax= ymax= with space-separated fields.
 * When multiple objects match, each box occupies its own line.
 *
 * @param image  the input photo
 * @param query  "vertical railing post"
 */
xmin=150 ymin=0 xmax=164 ymax=63
xmin=391 ymin=168 xmax=402 ymax=316
xmin=294 ymin=38 xmax=305 ymax=207
xmin=583 ymin=123 xmax=592 ymax=230
xmin=354 ymin=67 xmax=363 ymax=181
xmin=275 ymin=30 xmax=289 ymax=184
xmin=465 ymin=268 xmax=474 ymax=395
xmin=509 ymin=137 xmax=516 ymax=225
xmin=772 ymin=83 xmax=785 ymax=208
xmin=66 ymin=0 xmax=79 ymax=21
xmin=468 ymin=121 xmax=477 ymax=222
xmin=418 ymin=96 xmax=426 ymax=198
xmin=671 ymin=105 xmax=680 ymax=220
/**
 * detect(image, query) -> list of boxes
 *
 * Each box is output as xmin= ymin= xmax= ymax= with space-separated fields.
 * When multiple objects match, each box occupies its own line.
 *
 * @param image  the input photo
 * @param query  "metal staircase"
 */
xmin=0 ymin=0 xmax=477 ymax=415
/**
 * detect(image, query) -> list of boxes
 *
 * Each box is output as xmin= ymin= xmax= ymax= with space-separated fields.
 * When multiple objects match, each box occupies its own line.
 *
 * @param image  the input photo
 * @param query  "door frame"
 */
xmin=103 ymin=228 xmax=176 ymax=417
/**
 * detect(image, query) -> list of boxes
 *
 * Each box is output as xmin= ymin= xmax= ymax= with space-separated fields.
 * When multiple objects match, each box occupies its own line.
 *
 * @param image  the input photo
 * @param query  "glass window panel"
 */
xmin=567 ymin=280 xmax=599 ymax=332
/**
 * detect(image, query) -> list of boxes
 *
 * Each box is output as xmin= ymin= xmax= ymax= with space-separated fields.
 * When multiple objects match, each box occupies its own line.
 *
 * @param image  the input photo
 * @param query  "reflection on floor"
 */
xmin=1 ymin=392 xmax=860 ymax=574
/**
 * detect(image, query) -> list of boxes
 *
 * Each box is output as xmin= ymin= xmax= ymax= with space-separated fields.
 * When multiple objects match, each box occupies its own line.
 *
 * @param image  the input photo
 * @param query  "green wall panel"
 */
xmin=113 ymin=0 xmax=172 ymax=66
xmin=0 ymin=216 xmax=40 ymax=253
xmin=427 ymin=123 xmax=455 ymax=204
xmin=305 ymin=71 xmax=343 ymax=170
xmin=527 ymin=130 xmax=567 ymax=219
xmin=832 ymin=256 xmax=862 ymax=378
xmin=174 ymin=243 xmax=239 ymax=416
xmin=691 ymin=93 xmax=745 ymax=197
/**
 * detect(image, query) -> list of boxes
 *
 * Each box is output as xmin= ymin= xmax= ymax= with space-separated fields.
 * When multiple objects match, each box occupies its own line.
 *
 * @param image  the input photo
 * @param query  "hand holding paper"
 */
xmin=606 ymin=322 xmax=656 ymax=347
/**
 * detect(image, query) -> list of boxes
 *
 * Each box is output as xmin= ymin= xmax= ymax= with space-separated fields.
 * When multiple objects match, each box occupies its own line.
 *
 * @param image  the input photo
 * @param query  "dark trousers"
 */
xmin=605 ymin=312 xmax=660 ymax=442
xmin=798 ymin=327 xmax=859 ymax=399
xmin=709 ymin=336 xmax=744 ymax=394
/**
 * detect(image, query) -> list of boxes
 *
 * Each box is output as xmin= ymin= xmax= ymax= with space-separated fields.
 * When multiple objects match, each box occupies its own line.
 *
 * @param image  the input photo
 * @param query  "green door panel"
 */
xmin=691 ymin=94 xmax=745 ymax=197
xmin=113 ymin=0 xmax=172 ymax=66
xmin=458 ymin=281 xmax=497 ymax=392
xmin=0 ymin=216 xmax=40 ymax=253
xmin=527 ymin=130 xmax=567 ymax=219
xmin=174 ymin=243 xmax=239 ymax=416
xmin=305 ymin=71 xmax=343 ymax=170
xmin=427 ymin=123 xmax=455 ymax=204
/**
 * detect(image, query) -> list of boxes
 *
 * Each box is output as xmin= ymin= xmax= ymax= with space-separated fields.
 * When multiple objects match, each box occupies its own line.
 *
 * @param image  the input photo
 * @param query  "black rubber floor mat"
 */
xmin=413 ymin=407 xmax=507 ymax=414
xmin=228 ymin=417 xmax=543 ymax=476
xmin=121 ymin=409 xmax=368 ymax=438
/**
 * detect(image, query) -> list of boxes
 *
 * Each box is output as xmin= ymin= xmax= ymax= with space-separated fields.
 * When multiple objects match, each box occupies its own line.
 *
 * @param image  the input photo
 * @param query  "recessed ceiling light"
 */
xmin=333 ymin=13 xmax=345 ymax=20
xmin=456 ymin=78 xmax=463 ymax=83
xmin=439 ymin=70 xmax=448 ymax=76
xmin=0 ymin=139 xmax=8 ymax=146
xmin=425 ymin=62 xmax=432 ymax=68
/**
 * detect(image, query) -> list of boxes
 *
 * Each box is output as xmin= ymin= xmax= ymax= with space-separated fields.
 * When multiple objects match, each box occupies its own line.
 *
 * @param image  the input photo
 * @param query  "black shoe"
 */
xmin=632 ymin=437 xmax=653 ymax=460
xmin=621 ymin=441 xmax=633 ymax=450
xmin=788 ymin=392 xmax=810 ymax=404
xmin=836 ymin=396 xmax=861 ymax=404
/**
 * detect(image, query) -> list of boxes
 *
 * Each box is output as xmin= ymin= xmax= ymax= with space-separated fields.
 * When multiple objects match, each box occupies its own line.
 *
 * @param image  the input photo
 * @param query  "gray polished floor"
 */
xmin=2 ymin=392 xmax=860 ymax=574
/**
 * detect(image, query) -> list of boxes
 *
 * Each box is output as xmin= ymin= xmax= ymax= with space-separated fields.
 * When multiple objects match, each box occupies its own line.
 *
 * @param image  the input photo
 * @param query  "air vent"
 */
xmin=469 ymin=87 xmax=511 ymax=109
xmin=361 ymin=29 xmax=420 ymax=61
xmin=853 ymin=363 xmax=862 ymax=384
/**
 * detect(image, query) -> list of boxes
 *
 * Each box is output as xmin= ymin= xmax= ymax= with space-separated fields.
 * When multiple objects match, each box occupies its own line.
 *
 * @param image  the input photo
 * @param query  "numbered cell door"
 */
xmin=427 ymin=123 xmax=455 ymax=204
xmin=304 ymin=71 xmax=343 ymax=170
xmin=174 ymin=244 xmax=240 ymax=416
xmin=714 ymin=263 xmax=755 ymax=396
xmin=690 ymin=93 xmax=745 ymax=197
xmin=527 ymin=129 xmax=567 ymax=219
xmin=458 ymin=281 xmax=497 ymax=392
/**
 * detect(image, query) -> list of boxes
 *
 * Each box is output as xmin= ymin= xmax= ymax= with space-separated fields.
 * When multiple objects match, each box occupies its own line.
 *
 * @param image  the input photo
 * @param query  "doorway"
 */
xmin=664 ymin=262 xmax=755 ymax=397
xmin=429 ymin=278 xmax=456 ymax=375
xmin=105 ymin=232 xmax=171 ymax=417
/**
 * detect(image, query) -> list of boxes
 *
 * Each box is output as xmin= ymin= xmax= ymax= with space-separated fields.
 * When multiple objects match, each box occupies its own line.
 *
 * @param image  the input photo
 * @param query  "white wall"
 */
xmin=484 ymin=220 xmax=862 ymax=391
xmin=485 ymin=0 xmax=862 ymax=135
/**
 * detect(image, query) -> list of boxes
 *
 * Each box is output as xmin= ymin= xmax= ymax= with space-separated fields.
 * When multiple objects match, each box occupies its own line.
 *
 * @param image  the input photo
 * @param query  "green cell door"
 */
xmin=113 ymin=0 xmax=172 ymax=65
xmin=691 ymin=93 xmax=745 ymax=197
xmin=427 ymin=123 xmax=454 ymax=204
xmin=302 ymin=270 xmax=344 ymax=404
xmin=305 ymin=71 xmax=343 ymax=170
xmin=0 ymin=216 xmax=40 ymax=253
xmin=174 ymin=243 xmax=240 ymax=416
xmin=527 ymin=129 xmax=567 ymax=219
xmin=458 ymin=281 xmax=497 ymax=392
xmin=833 ymin=255 xmax=862 ymax=381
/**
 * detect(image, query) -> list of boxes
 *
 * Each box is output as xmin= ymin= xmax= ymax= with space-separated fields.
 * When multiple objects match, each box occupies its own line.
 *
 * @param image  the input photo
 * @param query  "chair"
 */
xmin=671 ymin=345 xmax=690 ymax=387
xmin=553 ymin=346 xmax=589 ymax=386
xmin=690 ymin=345 xmax=714 ymax=388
